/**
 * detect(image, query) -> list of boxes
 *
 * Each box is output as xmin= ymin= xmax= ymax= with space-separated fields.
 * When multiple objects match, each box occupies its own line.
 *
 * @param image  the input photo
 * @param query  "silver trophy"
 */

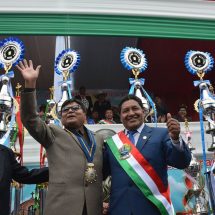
xmin=45 ymin=86 xmax=57 ymax=125
xmin=199 ymin=82 xmax=215 ymax=115
xmin=55 ymin=49 xmax=80 ymax=117
xmin=56 ymin=82 xmax=70 ymax=115
xmin=133 ymin=80 xmax=150 ymax=113
xmin=185 ymin=156 xmax=209 ymax=214
xmin=198 ymin=82 xmax=215 ymax=151
xmin=0 ymin=76 xmax=13 ymax=134
xmin=0 ymin=37 xmax=24 ymax=134
xmin=185 ymin=51 xmax=215 ymax=213
xmin=184 ymin=120 xmax=209 ymax=214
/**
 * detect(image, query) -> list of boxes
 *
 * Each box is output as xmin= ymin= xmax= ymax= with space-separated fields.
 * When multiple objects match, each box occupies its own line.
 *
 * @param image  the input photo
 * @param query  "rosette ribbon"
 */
xmin=193 ymin=80 xmax=211 ymax=87
xmin=0 ymin=37 xmax=25 ymax=70
xmin=0 ymin=71 xmax=14 ymax=80
xmin=54 ymin=49 xmax=80 ymax=75
xmin=129 ymin=78 xmax=157 ymax=125
xmin=184 ymin=50 xmax=214 ymax=76
xmin=120 ymin=47 xmax=147 ymax=73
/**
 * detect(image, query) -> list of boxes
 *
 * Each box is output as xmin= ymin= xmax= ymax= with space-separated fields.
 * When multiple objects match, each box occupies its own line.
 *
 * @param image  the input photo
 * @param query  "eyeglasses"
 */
xmin=61 ymin=105 xmax=81 ymax=113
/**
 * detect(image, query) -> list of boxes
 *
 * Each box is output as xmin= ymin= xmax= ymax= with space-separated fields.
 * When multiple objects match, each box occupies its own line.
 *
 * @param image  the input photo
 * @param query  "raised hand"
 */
xmin=166 ymin=113 xmax=180 ymax=141
xmin=16 ymin=59 xmax=41 ymax=88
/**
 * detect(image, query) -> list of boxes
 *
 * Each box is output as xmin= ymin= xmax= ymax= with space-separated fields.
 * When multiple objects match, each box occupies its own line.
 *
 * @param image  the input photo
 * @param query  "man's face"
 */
xmin=61 ymin=102 xmax=86 ymax=129
xmin=105 ymin=110 xmax=113 ymax=120
xmin=120 ymin=99 xmax=145 ymax=130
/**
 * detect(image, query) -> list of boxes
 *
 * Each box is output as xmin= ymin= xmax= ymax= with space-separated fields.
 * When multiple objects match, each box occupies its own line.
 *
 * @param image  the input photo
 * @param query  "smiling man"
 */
xmin=105 ymin=95 xmax=191 ymax=215
xmin=17 ymin=59 xmax=104 ymax=215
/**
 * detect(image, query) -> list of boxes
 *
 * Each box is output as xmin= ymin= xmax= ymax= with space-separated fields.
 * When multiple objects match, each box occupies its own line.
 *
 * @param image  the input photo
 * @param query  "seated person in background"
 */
xmin=155 ymin=96 xmax=168 ymax=118
xmin=99 ymin=108 xmax=116 ymax=124
xmin=86 ymin=110 xmax=100 ymax=124
xmin=174 ymin=104 xmax=192 ymax=122
xmin=93 ymin=91 xmax=111 ymax=120
xmin=75 ymin=86 xmax=93 ymax=117
xmin=0 ymin=144 xmax=49 ymax=215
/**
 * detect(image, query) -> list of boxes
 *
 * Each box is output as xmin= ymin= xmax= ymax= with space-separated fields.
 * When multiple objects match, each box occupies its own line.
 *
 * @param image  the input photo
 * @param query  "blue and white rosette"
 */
xmin=120 ymin=47 xmax=147 ymax=72
xmin=54 ymin=49 xmax=80 ymax=76
xmin=0 ymin=37 xmax=25 ymax=70
xmin=55 ymin=49 xmax=80 ymax=100
xmin=184 ymin=50 xmax=214 ymax=76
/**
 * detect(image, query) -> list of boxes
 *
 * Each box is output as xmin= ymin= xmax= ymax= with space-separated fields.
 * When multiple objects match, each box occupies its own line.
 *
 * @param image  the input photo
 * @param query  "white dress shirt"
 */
xmin=125 ymin=123 xmax=183 ymax=150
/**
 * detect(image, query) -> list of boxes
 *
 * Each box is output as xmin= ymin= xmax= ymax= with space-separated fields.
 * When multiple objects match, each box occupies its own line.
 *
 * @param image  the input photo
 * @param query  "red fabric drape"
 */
xmin=15 ymin=96 xmax=24 ymax=165
xmin=137 ymin=38 xmax=215 ymax=120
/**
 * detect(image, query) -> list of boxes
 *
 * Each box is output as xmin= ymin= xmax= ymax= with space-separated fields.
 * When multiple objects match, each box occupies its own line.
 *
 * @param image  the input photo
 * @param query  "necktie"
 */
xmin=127 ymin=130 xmax=137 ymax=144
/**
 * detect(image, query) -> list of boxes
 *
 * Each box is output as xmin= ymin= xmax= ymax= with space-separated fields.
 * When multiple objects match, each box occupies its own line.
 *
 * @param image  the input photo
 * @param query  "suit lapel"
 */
xmin=136 ymin=125 xmax=152 ymax=151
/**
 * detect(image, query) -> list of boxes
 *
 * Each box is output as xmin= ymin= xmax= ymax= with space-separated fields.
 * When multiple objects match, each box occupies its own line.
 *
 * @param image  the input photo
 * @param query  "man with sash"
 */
xmin=17 ymin=60 xmax=104 ymax=215
xmin=104 ymin=95 xmax=191 ymax=215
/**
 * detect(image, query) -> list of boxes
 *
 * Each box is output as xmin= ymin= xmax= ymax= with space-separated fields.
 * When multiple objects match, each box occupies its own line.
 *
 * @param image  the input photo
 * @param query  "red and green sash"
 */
xmin=106 ymin=131 xmax=175 ymax=215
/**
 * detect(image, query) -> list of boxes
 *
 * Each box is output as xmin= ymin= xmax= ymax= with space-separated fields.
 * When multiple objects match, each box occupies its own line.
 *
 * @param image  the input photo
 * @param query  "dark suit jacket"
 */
xmin=0 ymin=144 xmax=49 ymax=215
xmin=104 ymin=125 xmax=191 ymax=215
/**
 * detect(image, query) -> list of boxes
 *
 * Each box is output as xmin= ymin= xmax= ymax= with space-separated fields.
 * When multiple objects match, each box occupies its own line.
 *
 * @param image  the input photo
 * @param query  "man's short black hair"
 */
xmin=61 ymin=98 xmax=87 ymax=113
xmin=119 ymin=95 xmax=143 ymax=113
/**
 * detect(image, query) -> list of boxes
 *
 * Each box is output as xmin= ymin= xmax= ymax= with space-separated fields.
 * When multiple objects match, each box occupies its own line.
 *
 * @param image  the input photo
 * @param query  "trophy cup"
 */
xmin=185 ymin=50 xmax=215 ymax=153
xmin=204 ymin=84 xmax=215 ymax=152
xmin=0 ymin=76 xmax=13 ymax=134
xmin=184 ymin=50 xmax=215 ymax=214
xmin=120 ymin=47 xmax=156 ymax=123
xmin=185 ymin=152 xmax=209 ymax=214
xmin=54 ymin=49 xmax=80 ymax=115
xmin=184 ymin=120 xmax=209 ymax=214
xmin=45 ymin=86 xmax=57 ymax=125
xmin=0 ymin=37 xmax=24 ymax=140
xmin=57 ymin=82 xmax=71 ymax=113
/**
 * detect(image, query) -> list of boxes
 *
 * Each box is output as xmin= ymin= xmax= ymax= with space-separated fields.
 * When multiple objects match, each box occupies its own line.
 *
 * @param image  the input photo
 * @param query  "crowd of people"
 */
xmin=4 ymin=59 xmax=190 ymax=215
xmin=74 ymin=89 xmax=193 ymax=124
xmin=38 ymin=88 xmax=193 ymax=125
